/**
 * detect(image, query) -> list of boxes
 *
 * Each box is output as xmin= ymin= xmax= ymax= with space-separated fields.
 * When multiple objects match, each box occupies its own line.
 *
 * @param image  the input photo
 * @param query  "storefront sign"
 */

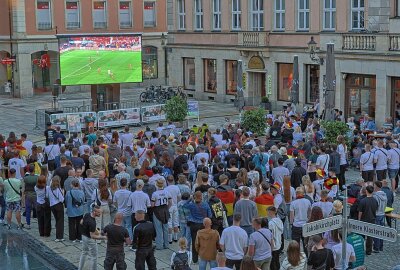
xmin=347 ymin=219 xmax=397 ymax=242
xmin=141 ymin=104 xmax=166 ymax=123
xmin=303 ymin=215 xmax=343 ymax=237
xmin=248 ymin=56 xmax=265 ymax=70
xmin=187 ymin=101 xmax=200 ymax=120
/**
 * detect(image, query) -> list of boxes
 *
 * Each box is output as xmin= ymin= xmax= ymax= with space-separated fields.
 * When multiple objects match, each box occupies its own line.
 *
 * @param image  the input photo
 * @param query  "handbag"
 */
xmin=70 ymin=190 xmax=83 ymax=208
xmin=312 ymin=249 xmax=329 ymax=270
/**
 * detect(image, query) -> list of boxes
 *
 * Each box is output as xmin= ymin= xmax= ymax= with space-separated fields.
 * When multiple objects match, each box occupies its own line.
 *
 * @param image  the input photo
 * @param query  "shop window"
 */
xmin=183 ymin=58 xmax=195 ymax=90
xmin=37 ymin=0 xmax=52 ymax=30
xmin=346 ymin=74 xmax=376 ymax=118
xmin=277 ymin=63 xmax=293 ymax=101
xmin=142 ymin=46 xmax=158 ymax=79
xmin=226 ymin=60 xmax=238 ymax=94
xmin=306 ymin=65 xmax=320 ymax=103
xmin=65 ymin=0 xmax=80 ymax=29
xmin=204 ymin=59 xmax=217 ymax=93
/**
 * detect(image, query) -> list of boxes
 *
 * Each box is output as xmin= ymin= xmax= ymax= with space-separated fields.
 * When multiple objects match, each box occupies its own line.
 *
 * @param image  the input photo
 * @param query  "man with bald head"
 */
xmin=195 ymin=217 xmax=220 ymax=269
xmin=103 ymin=212 xmax=131 ymax=270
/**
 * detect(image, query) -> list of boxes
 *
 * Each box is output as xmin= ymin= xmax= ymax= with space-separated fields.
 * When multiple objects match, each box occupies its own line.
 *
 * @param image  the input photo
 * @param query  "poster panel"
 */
xmin=141 ymin=104 xmax=166 ymax=123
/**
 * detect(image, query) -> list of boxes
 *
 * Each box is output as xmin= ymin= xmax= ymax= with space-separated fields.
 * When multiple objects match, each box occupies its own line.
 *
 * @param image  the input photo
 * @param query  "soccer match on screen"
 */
xmin=59 ymin=35 xmax=142 ymax=85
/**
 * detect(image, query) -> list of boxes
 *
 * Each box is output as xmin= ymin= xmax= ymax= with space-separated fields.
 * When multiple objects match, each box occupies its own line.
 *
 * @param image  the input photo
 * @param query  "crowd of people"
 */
xmin=0 ymin=104 xmax=399 ymax=270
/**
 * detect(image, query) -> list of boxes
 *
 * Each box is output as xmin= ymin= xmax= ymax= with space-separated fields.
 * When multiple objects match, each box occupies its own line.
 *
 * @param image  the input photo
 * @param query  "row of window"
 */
xmin=36 ymin=0 xmax=156 ymax=30
xmin=182 ymin=58 xmax=320 ymax=103
xmin=177 ymin=0 xmax=365 ymax=31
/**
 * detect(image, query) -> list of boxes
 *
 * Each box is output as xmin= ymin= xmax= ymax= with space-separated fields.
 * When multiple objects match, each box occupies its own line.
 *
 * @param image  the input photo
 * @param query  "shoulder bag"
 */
xmin=312 ymin=249 xmax=329 ymax=270
xmin=7 ymin=179 xmax=22 ymax=196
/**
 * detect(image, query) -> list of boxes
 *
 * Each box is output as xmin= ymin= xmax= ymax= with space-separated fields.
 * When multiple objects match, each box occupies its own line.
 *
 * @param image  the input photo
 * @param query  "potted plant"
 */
xmin=242 ymin=108 xmax=267 ymax=135
xmin=261 ymin=96 xmax=271 ymax=110
xmin=165 ymin=95 xmax=188 ymax=128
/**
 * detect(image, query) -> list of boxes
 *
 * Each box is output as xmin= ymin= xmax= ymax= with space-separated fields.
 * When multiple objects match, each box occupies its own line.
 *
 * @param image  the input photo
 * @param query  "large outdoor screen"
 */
xmin=58 ymin=34 xmax=142 ymax=85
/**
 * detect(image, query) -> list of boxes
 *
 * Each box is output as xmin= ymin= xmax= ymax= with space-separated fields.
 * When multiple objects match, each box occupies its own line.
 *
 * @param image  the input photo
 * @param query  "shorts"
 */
xmin=47 ymin=160 xmax=56 ymax=171
xmin=6 ymin=201 xmax=21 ymax=212
xmin=388 ymin=169 xmax=399 ymax=179
xmin=168 ymin=205 xmax=179 ymax=228
xmin=376 ymin=169 xmax=387 ymax=181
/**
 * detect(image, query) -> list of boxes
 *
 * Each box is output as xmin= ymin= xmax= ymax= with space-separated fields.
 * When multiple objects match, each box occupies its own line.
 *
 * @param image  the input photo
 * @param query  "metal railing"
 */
xmin=342 ymin=34 xmax=376 ymax=51
xmin=34 ymin=109 xmax=50 ymax=130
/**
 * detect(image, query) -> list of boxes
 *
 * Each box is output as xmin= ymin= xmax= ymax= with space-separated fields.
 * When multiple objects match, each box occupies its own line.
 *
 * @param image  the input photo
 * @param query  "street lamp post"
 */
xmin=161 ymin=33 xmax=168 ymax=85
xmin=307 ymin=36 xmax=324 ymax=65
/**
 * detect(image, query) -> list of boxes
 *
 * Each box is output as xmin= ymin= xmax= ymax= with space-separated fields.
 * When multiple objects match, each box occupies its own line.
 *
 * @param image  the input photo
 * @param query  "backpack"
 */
xmin=172 ymin=252 xmax=191 ymax=270
xmin=73 ymin=139 xmax=82 ymax=148
xmin=161 ymin=167 xmax=172 ymax=179
xmin=276 ymin=200 xmax=287 ymax=220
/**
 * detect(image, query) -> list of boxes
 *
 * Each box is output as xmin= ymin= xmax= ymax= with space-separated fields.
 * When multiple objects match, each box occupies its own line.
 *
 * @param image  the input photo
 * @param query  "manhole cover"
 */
xmin=1 ymin=102 xmax=12 ymax=105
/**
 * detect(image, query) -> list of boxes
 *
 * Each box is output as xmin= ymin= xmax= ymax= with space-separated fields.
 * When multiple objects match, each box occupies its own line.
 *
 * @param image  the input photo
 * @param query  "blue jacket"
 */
xmin=65 ymin=189 xmax=85 ymax=217
xmin=185 ymin=201 xmax=212 ymax=224
xmin=365 ymin=121 xmax=376 ymax=131
xmin=252 ymin=153 xmax=269 ymax=176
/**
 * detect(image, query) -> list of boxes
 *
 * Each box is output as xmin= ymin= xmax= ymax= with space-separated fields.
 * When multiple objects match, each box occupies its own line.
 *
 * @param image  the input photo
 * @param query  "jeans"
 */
xmin=25 ymin=194 xmax=37 ymax=225
xmin=123 ymin=215 xmax=133 ymax=240
xmin=373 ymin=215 xmax=385 ymax=251
xmin=241 ymin=225 xmax=254 ymax=236
xmin=0 ymin=195 xmax=6 ymax=220
xmin=79 ymin=235 xmax=98 ymax=270
xmin=199 ymin=258 xmax=217 ymax=270
xmin=104 ymin=250 xmax=127 ymax=270
xmin=180 ymin=222 xmax=191 ymax=249
xmin=153 ymin=214 xmax=169 ymax=249
xmin=254 ymin=257 xmax=272 ymax=270
xmin=135 ymin=247 xmax=157 ymax=270
xmin=292 ymin=225 xmax=307 ymax=257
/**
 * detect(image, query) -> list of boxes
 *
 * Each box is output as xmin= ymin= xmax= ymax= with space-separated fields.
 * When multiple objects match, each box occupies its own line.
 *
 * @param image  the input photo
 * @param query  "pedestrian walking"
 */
xmin=133 ymin=210 xmax=157 ymax=270
xmin=65 ymin=179 xmax=85 ymax=242
xmin=35 ymin=175 xmax=51 ymax=237
xmin=195 ymin=217 xmax=220 ymax=270
xmin=48 ymin=176 xmax=65 ymax=241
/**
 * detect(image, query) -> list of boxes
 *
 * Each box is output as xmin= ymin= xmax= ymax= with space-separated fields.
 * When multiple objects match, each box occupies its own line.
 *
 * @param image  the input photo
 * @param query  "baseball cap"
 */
xmin=136 ymin=179 xmax=144 ymax=187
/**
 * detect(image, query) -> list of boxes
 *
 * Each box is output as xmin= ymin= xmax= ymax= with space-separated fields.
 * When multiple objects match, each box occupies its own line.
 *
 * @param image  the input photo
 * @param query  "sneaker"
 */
xmin=7 ymin=225 xmax=11 ymax=230
xmin=72 ymin=240 xmax=78 ymax=243
xmin=25 ymin=225 xmax=31 ymax=230
xmin=16 ymin=225 xmax=23 ymax=230
xmin=3 ymin=223 xmax=8 ymax=227
xmin=55 ymin=239 xmax=65 ymax=242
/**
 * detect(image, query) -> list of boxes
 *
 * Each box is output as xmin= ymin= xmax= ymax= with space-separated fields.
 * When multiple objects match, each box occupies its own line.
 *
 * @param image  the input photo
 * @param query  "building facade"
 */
xmin=0 ymin=0 xmax=169 ymax=98
xmin=167 ymin=0 xmax=400 ymax=126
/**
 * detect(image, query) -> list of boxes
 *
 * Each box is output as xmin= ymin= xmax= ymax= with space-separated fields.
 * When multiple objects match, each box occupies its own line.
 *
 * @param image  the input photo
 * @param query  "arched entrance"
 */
xmin=31 ymin=50 xmax=59 ymax=94
xmin=0 ymin=51 xmax=12 ymax=94
xmin=247 ymin=55 xmax=266 ymax=106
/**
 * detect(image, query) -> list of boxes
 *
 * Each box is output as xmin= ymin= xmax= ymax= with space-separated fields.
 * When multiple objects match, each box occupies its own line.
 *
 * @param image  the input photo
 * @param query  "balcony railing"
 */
xmin=94 ymin=21 xmax=107 ymax=29
xmin=238 ymin=32 xmax=268 ymax=47
xmin=37 ymin=22 xmax=52 ymax=30
xmin=66 ymin=21 xmax=80 ymax=29
xmin=342 ymin=34 xmax=376 ymax=51
xmin=389 ymin=35 xmax=400 ymax=51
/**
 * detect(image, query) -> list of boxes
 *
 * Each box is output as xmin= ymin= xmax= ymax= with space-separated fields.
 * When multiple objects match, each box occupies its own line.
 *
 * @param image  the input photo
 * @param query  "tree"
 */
xmin=320 ymin=120 xmax=350 ymax=144
xmin=242 ymin=108 xmax=266 ymax=135
xmin=165 ymin=96 xmax=188 ymax=122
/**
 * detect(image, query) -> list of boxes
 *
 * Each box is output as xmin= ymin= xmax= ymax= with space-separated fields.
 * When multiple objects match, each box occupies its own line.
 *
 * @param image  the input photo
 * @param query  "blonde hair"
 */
xmin=178 ymin=237 xmax=187 ymax=250
xmin=302 ymin=175 xmax=314 ymax=194
xmin=333 ymin=200 xmax=343 ymax=214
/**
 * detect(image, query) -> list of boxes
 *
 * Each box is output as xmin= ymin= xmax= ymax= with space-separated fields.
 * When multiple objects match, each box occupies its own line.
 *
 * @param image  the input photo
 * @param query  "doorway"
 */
xmin=392 ymin=78 xmax=400 ymax=122
xmin=247 ymin=72 xmax=266 ymax=106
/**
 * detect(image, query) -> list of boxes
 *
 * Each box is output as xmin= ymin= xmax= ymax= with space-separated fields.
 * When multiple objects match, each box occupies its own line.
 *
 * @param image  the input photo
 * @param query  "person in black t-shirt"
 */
xmin=103 ymin=213 xmax=131 ymax=270
xmin=307 ymin=235 xmax=335 ymax=270
xmin=358 ymin=185 xmax=378 ymax=255
xmin=79 ymin=205 xmax=107 ymax=270
xmin=44 ymin=122 xmax=56 ymax=146
xmin=133 ymin=210 xmax=157 ymax=270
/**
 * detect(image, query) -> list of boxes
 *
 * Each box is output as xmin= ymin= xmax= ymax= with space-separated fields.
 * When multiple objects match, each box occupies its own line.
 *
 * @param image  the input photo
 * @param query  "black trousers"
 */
xmin=362 ymin=170 xmax=375 ymax=182
xmin=104 ymin=250 xmax=127 ymax=270
xmin=68 ymin=215 xmax=83 ymax=241
xmin=339 ymin=165 xmax=346 ymax=188
xmin=226 ymin=259 xmax=242 ymax=269
xmin=135 ymin=247 xmax=157 ymax=270
xmin=51 ymin=203 xmax=64 ymax=240
xmin=36 ymin=203 xmax=51 ymax=237
xmin=189 ymin=222 xmax=204 ymax=263
xmin=292 ymin=225 xmax=307 ymax=257
xmin=366 ymin=236 xmax=373 ymax=254
xmin=270 ymin=250 xmax=281 ymax=270
xmin=376 ymin=169 xmax=387 ymax=181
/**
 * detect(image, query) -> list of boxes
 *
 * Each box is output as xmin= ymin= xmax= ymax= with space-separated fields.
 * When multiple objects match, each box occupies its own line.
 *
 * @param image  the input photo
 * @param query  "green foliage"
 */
xmin=320 ymin=120 xmax=350 ymax=144
xmin=261 ymin=96 xmax=269 ymax=103
xmin=165 ymin=96 xmax=188 ymax=122
xmin=242 ymin=108 xmax=266 ymax=135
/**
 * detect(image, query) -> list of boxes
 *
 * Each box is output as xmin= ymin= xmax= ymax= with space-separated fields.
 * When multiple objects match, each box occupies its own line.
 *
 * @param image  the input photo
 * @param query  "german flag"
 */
xmin=255 ymin=193 xmax=274 ymax=217
xmin=15 ymin=140 xmax=28 ymax=157
xmin=216 ymin=189 xmax=235 ymax=217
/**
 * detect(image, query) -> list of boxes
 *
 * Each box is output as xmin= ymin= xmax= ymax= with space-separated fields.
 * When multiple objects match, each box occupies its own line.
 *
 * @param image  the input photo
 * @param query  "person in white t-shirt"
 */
xmin=290 ymin=187 xmax=311 ymax=257
xmin=113 ymin=178 xmax=133 ymax=240
xmin=21 ymin=133 xmax=33 ymax=155
xmin=316 ymin=146 xmax=330 ymax=176
xmin=8 ymin=152 xmax=25 ymax=180
xmin=268 ymin=206 xmax=284 ymax=270
xmin=332 ymin=231 xmax=356 ymax=270
xmin=219 ymin=213 xmax=248 ymax=269
xmin=194 ymin=147 xmax=209 ymax=168
xmin=360 ymin=144 xmax=374 ymax=183
xmin=120 ymin=126 xmax=133 ymax=148
xmin=165 ymin=176 xmax=181 ymax=243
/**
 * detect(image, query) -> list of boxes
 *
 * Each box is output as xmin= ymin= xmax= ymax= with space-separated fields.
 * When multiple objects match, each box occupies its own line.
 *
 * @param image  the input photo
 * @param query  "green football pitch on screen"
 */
xmin=60 ymin=49 xmax=142 ymax=85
